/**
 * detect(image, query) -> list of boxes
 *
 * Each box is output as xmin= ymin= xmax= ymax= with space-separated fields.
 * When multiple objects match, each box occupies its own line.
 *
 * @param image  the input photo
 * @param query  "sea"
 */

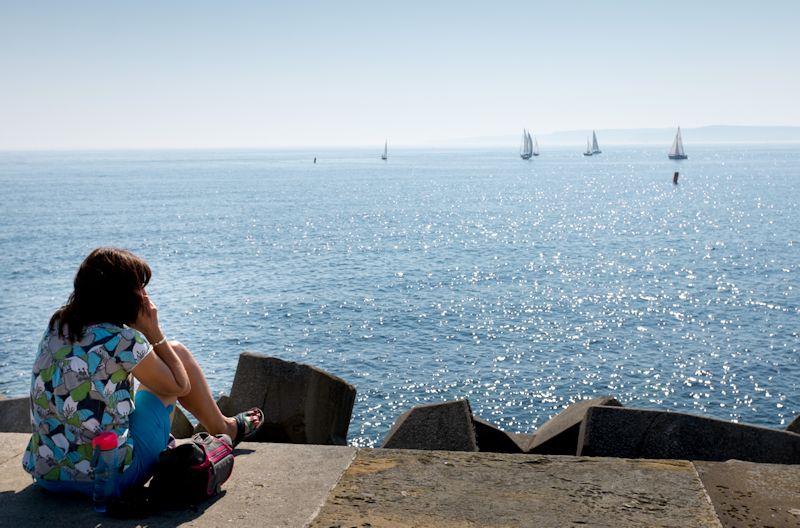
xmin=1 ymin=145 xmax=798 ymax=446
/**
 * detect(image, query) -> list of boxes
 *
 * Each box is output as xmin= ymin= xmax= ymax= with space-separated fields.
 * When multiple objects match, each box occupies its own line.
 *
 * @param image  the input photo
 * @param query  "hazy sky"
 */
xmin=1 ymin=1 xmax=798 ymax=149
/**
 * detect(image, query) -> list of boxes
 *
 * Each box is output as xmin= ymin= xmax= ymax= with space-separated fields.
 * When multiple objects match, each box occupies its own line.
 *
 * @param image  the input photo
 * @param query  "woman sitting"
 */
xmin=22 ymin=247 xmax=263 ymax=496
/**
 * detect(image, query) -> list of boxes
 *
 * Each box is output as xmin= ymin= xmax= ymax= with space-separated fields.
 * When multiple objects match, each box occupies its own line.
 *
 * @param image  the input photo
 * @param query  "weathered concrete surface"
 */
xmin=0 ymin=396 xmax=30 ymax=433
xmin=26 ymin=432 xmax=800 ymax=527
xmin=0 ymin=433 xmax=356 ymax=527
xmin=170 ymin=405 xmax=195 ymax=439
xmin=526 ymin=396 xmax=621 ymax=455
xmin=310 ymin=449 xmax=722 ymax=528
xmin=578 ymin=406 xmax=800 ymax=464
xmin=229 ymin=352 xmax=356 ymax=445
xmin=193 ymin=395 xmax=233 ymax=434
xmin=787 ymin=414 xmax=800 ymax=434
xmin=472 ymin=416 xmax=525 ymax=453
xmin=381 ymin=399 xmax=477 ymax=452
xmin=0 ymin=432 xmax=29 ymax=466
xmin=695 ymin=460 xmax=800 ymax=528
xmin=510 ymin=431 xmax=533 ymax=452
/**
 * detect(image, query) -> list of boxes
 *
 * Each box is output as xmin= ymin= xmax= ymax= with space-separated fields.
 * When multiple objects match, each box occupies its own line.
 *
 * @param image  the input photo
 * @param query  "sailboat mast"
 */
xmin=521 ymin=129 xmax=525 ymax=155
xmin=591 ymin=130 xmax=601 ymax=153
xmin=521 ymin=129 xmax=532 ymax=159
xmin=668 ymin=126 xmax=688 ymax=159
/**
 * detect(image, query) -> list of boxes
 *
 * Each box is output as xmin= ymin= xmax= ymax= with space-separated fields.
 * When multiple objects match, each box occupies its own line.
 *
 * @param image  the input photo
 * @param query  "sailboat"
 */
xmin=520 ymin=129 xmax=533 ymax=160
xmin=583 ymin=137 xmax=593 ymax=156
xmin=668 ymin=127 xmax=688 ymax=160
xmin=532 ymin=135 xmax=540 ymax=157
xmin=381 ymin=139 xmax=388 ymax=161
xmin=591 ymin=130 xmax=602 ymax=154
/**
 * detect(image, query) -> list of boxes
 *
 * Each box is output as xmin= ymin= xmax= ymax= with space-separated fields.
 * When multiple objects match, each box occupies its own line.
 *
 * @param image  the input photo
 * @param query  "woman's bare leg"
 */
xmin=167 ymin=340 xmax=241 ymax=439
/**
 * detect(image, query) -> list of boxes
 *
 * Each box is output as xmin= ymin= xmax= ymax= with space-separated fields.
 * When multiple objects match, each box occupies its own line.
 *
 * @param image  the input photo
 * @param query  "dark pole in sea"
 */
xmin=673 ymin=171 xmax=679 ymax=185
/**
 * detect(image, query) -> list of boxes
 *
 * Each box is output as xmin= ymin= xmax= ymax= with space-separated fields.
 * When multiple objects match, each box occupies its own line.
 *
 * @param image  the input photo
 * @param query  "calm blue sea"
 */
xmin=1 ymin=146 xmax=799 ymax=446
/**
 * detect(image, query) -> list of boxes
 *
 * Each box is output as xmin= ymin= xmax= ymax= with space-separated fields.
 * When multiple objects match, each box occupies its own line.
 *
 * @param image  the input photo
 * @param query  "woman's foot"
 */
xmin=226 ymin=408 xmax=264 ymax=446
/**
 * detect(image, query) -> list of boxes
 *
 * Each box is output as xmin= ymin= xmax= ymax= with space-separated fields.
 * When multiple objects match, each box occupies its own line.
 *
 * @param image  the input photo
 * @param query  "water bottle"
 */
xmin=91 ymin=431 xmax=119 ymax=513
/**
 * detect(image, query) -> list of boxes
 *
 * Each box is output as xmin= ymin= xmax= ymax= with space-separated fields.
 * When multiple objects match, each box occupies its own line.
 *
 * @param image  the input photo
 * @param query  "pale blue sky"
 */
xmin=1 ymin=1 xmax=798 ymax=149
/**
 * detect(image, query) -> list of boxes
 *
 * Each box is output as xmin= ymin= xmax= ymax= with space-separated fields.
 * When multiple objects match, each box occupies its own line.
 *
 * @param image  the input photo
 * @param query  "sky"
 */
xmin=1 ymin=1 xmax=798 ymax=149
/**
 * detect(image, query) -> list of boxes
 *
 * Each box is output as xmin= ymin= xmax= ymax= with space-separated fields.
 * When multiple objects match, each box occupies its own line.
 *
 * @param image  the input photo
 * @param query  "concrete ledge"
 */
xmin=0 ymin=397 xmax=30 ymax=433
xmin=695 ymin=460 xmax=800 ymax=528
xmin=6 ymin=432 xmax=800 ymax=527
xmin=0 ymin=433 xmax=356 ymax=527
xmin=310 ymin=449 xmax=722 ymax=528
xmin=578 ymin=405 xmax=800 ymax=464
xmin=0 ymin=433 xmax=29 ymax=466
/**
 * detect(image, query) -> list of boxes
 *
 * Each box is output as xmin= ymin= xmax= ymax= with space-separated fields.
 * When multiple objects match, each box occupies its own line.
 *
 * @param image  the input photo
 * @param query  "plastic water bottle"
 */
xmin=91 ymin=431 xmax=119 ymax=513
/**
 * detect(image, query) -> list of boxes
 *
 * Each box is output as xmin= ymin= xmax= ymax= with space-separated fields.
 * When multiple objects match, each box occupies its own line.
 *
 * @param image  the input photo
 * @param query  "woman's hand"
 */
xmin=132 ymin=291 xmax=163 ymax=344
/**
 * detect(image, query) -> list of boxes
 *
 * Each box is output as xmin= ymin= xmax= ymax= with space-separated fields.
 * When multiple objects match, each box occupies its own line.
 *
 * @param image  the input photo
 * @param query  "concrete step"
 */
xmin=4 ymin=433 xmax=800 ymax=527
xmin=310 ymin=449 xmax=721 ymax=528
xmin=0 ymin=433 xmax=355 ymax=528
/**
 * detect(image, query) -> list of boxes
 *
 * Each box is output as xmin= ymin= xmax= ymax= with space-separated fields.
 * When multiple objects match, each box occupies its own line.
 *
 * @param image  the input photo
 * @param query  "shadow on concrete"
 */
xmin=0 ymin=483 xmax=222 ymax=527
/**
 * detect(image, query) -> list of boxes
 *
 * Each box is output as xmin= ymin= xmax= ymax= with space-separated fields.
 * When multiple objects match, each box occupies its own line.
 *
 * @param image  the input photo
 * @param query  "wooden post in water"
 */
xmin=673 ymin=171 xmax=679 ymax=185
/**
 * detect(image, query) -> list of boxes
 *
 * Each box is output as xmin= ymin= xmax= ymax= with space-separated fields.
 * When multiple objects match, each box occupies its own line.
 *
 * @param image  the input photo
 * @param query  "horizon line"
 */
xmin=3 ymin=125 xmax=800 ymax=153
xmin=3 ymin=141 xmax=800 ymax=154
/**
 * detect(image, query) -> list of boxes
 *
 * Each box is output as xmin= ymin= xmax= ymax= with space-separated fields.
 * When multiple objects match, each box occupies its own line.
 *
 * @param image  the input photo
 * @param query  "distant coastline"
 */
xmin=2 ymin=126 xmax=800 ymax=152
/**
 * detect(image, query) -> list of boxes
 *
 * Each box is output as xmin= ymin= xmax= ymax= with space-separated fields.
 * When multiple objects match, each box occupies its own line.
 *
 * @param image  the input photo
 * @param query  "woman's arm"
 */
xmin=130 ymin=292 xmax=191 ymax=397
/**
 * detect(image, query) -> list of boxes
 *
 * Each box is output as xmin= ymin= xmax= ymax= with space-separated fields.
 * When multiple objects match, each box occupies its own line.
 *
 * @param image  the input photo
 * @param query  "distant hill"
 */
xmin=436 ymin=126 xmax=800 ymax=147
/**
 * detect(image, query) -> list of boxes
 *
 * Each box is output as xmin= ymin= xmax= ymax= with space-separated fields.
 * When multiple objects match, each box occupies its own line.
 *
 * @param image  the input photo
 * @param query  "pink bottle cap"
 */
xmin=91 ymin=431 xmax=118 ymax=450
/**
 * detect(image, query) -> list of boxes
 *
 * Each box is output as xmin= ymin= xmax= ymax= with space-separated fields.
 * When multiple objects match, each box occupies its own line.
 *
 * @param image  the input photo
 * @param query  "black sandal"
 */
xmin=232 ymin=407 xmax=264 ymax=447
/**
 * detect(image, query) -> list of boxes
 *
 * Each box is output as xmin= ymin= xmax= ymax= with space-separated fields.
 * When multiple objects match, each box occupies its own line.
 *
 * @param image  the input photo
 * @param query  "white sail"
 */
xmin=533 ymin=136 xmax=539 ymax=156
xmin=520 ymin=129 xmax=526 ymax=156
xmin=592 ymin=130 xmax=601 ymax=153
xmin=669 ymin=127 xmax=685 ymax=157
xmin=382 ymin=139 xmax=388 ymax=160
xmin=521 ymin=129 xmax=533 ymax=159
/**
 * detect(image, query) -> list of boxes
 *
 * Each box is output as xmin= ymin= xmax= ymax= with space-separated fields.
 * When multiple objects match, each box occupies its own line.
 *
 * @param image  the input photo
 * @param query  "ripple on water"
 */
xmin=0 ymin=146 xmax=799 ymax=446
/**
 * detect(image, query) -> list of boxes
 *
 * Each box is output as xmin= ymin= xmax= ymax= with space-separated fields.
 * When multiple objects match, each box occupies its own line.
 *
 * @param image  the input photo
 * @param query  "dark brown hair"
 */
xmin=50 ymin=247 xmax=152 ymax=342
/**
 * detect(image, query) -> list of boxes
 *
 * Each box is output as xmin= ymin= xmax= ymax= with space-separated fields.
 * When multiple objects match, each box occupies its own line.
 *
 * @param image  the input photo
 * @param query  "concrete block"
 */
xmin=194 ymin=395 xmax=234 ymax=434
xmin=310 ymin=449 xmax=723 ymax=528
xmin=0 ymin=434 xmax=357 ymax=528
xmin=170 ymin=405 xmax=195 ymax=439
xmin=0 ymin=433 xmax=29 ymax=466
xmin=695 ymin=459 xmax=800 ymax=528
xmin=229 ymin=352 xmax=356 ymax=445
xmin=472 ymin=416 xmax=525 ymax=453
xmin=786 ymin=414 xmax=800 ymax=434
xmin=381 ymin=399 xmax=477 ymax=451
xmin=216 ymin=394 xmax=233 ymax=415
xmin=578 ymin=405 xmax=800 ymax=464
xmin=0 ymin=397 xmax=30 ymax=433
xmin=526 ymin=396 xmax=621 ymax=454
xmin=510 ymin=432 xmax=534 ymax=452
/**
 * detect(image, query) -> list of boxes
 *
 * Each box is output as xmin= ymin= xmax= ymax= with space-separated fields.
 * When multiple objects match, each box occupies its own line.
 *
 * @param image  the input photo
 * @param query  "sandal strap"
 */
xmin=233 ymin=407 xmax=264 ymax=446
xmin=241 ymin=408 xmax=263 ymax=436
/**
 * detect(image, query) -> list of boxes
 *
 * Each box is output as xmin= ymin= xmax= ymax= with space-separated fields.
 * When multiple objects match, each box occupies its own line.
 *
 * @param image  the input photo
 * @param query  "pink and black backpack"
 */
xmin=149 ymin=432 xmax=235 ymax=505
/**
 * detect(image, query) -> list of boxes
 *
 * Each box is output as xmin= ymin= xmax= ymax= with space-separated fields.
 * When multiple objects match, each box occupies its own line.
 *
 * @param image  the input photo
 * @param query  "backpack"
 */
xmin=149 ymin=432 xmax=235 ymax=506
xmin=107 ymin=432 xmax=235 ymax=518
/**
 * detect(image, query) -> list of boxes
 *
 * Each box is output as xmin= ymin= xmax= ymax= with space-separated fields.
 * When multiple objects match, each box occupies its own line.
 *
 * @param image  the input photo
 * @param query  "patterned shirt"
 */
xmin=22 ymin=322 xmax=152 ymax=483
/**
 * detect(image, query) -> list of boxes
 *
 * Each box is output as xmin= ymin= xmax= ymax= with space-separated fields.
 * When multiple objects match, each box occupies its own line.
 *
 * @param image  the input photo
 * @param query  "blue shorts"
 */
xmin=35 ymin=389 xmax=173 ymax=496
